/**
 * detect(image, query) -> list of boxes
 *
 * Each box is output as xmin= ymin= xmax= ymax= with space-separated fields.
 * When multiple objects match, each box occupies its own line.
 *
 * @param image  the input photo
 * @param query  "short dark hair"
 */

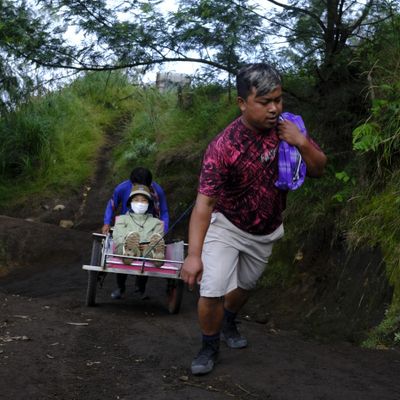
xmin=236 ymin=63 xmax=282 ymax=99
xmin=129 ymin=167 xmax=152 ymax=186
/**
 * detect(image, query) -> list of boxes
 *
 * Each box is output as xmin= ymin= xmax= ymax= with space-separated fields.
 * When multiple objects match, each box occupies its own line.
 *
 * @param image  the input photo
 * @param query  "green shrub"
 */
xmin=352 ymin=83 xmax=400 ymax=166
xmin=362 ymin=304 xmax=400 ymax=348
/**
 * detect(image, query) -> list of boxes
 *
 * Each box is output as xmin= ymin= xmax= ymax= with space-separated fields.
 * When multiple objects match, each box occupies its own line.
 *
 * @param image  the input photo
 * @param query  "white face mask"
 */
xmin=131 ymin=201 xmax=149 ymax=214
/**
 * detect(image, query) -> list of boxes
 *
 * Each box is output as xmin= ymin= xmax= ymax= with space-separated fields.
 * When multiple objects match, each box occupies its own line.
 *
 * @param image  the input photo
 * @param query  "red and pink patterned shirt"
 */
xmin=199 ymin=117 xmax=287 ymax=235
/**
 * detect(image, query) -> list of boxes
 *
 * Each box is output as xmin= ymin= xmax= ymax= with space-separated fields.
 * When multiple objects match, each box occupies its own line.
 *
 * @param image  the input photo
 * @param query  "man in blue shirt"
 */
xmin=102 ymin=167 xmax=169 ymax=234
xmin=102 ymin=167 xmax=169 ymax=298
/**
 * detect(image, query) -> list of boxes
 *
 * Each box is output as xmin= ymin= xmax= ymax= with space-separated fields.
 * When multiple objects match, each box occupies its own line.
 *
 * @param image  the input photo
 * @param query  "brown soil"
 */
xmin=1 ymin=122 xmax=400 ymax=400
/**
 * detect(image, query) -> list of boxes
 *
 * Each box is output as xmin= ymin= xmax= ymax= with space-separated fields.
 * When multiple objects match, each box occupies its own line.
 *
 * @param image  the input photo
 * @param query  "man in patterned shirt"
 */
xmin=181 ymin=63 xmax=327 ymax=375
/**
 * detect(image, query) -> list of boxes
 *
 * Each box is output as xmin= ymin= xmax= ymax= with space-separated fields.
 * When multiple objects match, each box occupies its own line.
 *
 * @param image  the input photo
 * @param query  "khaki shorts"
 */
xmin=200 ymin=212 xmax=284 ymax=297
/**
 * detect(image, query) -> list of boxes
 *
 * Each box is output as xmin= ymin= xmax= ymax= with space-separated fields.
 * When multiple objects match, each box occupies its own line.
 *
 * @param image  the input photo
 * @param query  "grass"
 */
xmin=110 ymin=85 xmax=239 ymax=186
xmin=0 ymin=71 xmax=136 ymax=209
xmin=362 ymin=304 xmax=400 ymax=348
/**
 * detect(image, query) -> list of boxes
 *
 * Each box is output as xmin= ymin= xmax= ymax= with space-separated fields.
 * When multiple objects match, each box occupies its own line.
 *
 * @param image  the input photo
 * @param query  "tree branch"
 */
xmin=21 ymin=54 xmax=234 ymax=74
xmin=266 ymin=0 xmax=327 ymax=33
xmin=348 ymin=0 xmax=374 ymax=32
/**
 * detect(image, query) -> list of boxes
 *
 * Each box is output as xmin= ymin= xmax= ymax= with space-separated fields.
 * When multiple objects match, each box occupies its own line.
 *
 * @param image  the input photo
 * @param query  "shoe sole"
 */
xmin=123 ymin=231 xmax=141 ymax=263
xmin=191 ymin=360 xmax=215 ymax=375
xmin=221 ymin=332 xmax=248 ymax=349
xmin=110 ymin=290 xmax=124 ymax=300
xmin=146 ymin=233 xmax=165 ymax=266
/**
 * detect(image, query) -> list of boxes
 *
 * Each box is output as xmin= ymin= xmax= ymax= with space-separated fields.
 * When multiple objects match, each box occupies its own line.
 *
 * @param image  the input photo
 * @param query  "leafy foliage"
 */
xmin=171 ymin=0 xmax=266 ymax=71
xmin=267 ymin=0 xmax=396 ymax=80
xmin=35 ymin=0 xmax=261 ymax=75
xmin=0 ymin=0 xmax=73 ymax=111
xmin=362 ymin=304 xmax=400 ymax=348
xmin=0 ymin=0 xmax=397 ymax=113
xmin=353 ymin=89 xmax=400 ymax=163
xmin=352 ymin=13 xmax=400 ymax=169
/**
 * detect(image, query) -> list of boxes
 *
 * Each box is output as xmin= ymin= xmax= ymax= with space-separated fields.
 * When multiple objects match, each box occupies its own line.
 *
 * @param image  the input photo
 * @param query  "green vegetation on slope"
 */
xmin=110 ymin=84 xmax=239 ymax=218
xmin=347 ymin=15 xmax=400 ymax=347
xmin=0 ymin=72 xmax=136 ymax=208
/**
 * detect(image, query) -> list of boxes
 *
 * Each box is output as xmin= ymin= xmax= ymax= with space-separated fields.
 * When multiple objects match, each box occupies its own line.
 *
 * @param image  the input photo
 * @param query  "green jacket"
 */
xmin=113 ymin=212 xmax=164 ymax=254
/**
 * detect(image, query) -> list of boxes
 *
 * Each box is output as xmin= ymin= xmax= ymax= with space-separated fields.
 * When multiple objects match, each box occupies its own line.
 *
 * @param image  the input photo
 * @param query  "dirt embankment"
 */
xmin=244 ymin=230 xmax=393 ymax=345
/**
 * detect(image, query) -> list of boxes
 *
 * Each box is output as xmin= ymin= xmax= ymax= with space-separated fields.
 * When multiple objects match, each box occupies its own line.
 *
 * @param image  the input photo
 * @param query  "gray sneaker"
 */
xmin=221 ymin=320 xmax=248 ymax=349
xmin=111 ymin=288 xmax=124 ymax=299
xmin=191 ymin=340 xmax=219 ymax=375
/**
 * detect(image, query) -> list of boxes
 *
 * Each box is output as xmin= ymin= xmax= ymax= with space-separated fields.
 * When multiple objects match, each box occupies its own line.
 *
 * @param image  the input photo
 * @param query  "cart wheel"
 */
xmin=85 ymin=236 xmax=103 ymax=307
xmin=166 ymin=279 xmax=184 ymax=314
xmin=86 ymin=271 xmax=99 ymax=306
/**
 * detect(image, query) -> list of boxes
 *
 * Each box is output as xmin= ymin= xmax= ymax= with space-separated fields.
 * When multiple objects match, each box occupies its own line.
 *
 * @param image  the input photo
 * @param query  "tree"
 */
xmin=0 ymin=0 xmax=269 ymax=103
xmin=170 ymin=0 xmax=267 ymax=95
xmin=0 ymin=0 xmax=72 ymax=111
xmin=1 ymin=0 xmax=397 ymax=110
xmin=264 ymin=0 xmax=397 ymax=84
xmin=33 ymin=0 xmax=267 ymax=76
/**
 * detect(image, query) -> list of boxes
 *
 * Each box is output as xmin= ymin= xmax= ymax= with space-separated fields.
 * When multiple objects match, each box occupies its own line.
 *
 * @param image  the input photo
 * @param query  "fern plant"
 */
xmin=352 ymin=82 xmax=400 ymax=166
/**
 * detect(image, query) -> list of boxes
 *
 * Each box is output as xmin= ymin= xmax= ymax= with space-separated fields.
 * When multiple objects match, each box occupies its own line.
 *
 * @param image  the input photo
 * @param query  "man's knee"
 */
xmin=199 ymin=296 xmax=224 ymax=308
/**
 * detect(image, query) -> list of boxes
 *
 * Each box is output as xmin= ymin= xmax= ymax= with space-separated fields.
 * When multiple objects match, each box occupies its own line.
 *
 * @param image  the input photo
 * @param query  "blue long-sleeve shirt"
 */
xmin=103 ymin=180 xmax=169 ymax=232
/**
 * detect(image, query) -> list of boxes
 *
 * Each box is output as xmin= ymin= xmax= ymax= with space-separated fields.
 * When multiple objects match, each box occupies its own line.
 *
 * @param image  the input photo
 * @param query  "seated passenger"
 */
xmin=112 ymin=184 xmax=165 ymax=266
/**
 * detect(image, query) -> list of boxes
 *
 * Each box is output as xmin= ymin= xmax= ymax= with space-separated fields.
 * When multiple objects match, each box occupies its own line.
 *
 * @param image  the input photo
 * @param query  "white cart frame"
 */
xmin=83 ymin=233 xmax=185 ymax=314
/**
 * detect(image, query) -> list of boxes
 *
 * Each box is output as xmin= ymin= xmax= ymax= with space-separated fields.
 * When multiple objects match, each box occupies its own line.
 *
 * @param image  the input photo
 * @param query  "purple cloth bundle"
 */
xmin=275 ymin=112 xmax=307 ymax=191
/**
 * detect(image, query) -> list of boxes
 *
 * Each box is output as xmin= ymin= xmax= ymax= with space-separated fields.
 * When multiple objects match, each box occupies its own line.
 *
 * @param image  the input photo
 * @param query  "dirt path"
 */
xmin=1 ymin=265 xmax=400 ymax=400
xmin=1 ymin=118 xmax=400 ymax=399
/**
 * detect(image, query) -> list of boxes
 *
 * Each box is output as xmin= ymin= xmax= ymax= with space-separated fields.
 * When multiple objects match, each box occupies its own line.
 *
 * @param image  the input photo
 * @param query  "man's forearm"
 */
xmin=187 ymin=194 xmax=217 ymax=257
xmin=298 ymin=139 xmax=327 ymax=177
xmin=103 ymin=199 xmax=114 ymax=225
xmin=187 ymin=206 xmax=212 ymax=257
